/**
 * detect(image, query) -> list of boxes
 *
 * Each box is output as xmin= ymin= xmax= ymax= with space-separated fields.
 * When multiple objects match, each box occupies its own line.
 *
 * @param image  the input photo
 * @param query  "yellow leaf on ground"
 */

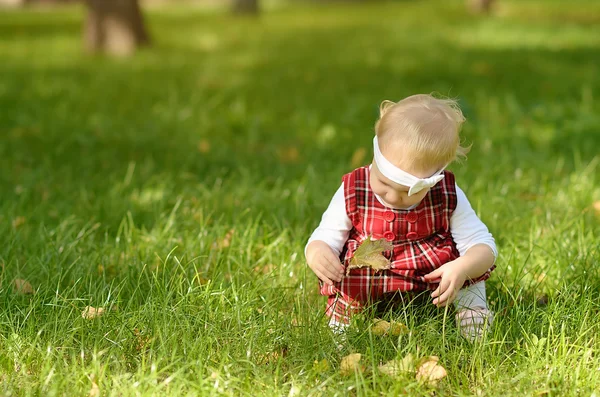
xmin=347 ymin=238 xmax=392 ymax=275
xmin=416 ymin=356 xmax=447 ymax=385
xmin=288 ymin=384 xmax=302 ymax=397
xmin=12 ymin=216 xmax=26 ymax=229
xmin=371 ymin=319 xmax=390 ymax=335
xmin=340 ymin=353 xmax=364 ymax=376
xmin=277 ymin=147 xmax=300 ymax=164
xmin=89 ymin=381 xmax=100 ymax=397
xmin=194 ymin=273 xmax=210 ymax=285
xmin=593 ymin=201 xmax=600 ymax=214
xmin=371 ymin=319 xmax=409 ymax=336
xmin=82 ymin=306 xmax=105 ymax=319
xmin=417 ymin=355 xmax=439 ymax=364
xmin=389 ymin=321 xmax=409 ymax=336
xmin=378 ymin=353 xmax=416 ymax=377
xmin=197 ymin=139 xmax=211 ymax=154
xmin=13 ymin=279 xmax=34 ymax=295
xmin=213 ymin=229 xmax=235 ymax=249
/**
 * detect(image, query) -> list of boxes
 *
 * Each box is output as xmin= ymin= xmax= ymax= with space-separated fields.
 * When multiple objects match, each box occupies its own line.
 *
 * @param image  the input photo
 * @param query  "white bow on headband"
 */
xmin=373 ymin=136 xmax=445 ymax=196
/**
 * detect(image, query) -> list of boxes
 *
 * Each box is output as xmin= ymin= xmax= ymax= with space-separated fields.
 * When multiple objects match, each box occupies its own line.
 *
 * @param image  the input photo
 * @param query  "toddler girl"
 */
xmin=305 ymin=94 xmax=496 ymax=340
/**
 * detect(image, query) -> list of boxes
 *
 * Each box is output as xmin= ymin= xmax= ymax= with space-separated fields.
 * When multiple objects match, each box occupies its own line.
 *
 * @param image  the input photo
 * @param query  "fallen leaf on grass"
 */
xmin=12 ymin=216 xmax=26 ymax=229
xmin=593 ymin=201 xmax=600 ymax=214
xmin=257 ymin=346 xmax=288 ymax=365
xmin=13 ymin=279 xmax=34 ymax=295
xmin=213 ymin=229 xmax=234 ymax=249
xmin=193 ymin=271 xmax=211 ymax=285
xmin=416 ymin=356 xmax=447 ymax=385
xmin=253 ymin=263 xmax=274 ymax=274
xmin=133 ymin=328 xmax=152 ymax=353
xmin=340 ymin=353 xmax=364 ymax=376
xmin=97 ymin=263 xmax=117 ymax=278
xmin=197 ymin=139 xmax=211 ymax=154
xmin=89 ymin=381 xmax=100 ymax=397
xmin=82 ymin=306 xmax=105 ymax=319
xmin=378 ymin=353 xmax=416 ymax=377
xmin=371 ymin=319 xmax=409 ymax=336
xmin=277 ymin=146 xmax=300 ymax=164
xmin=347 ymin=238 xmax=392 ymax=275
xmin=290 ymin=315 xmax=304 ymax=327
xmin=288 ymin=384 xmax=302 ymax=397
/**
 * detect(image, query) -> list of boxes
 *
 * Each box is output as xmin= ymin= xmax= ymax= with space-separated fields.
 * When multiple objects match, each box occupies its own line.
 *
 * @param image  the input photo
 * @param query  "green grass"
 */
xmin=1 ymin=0 xmax=600 ymax=395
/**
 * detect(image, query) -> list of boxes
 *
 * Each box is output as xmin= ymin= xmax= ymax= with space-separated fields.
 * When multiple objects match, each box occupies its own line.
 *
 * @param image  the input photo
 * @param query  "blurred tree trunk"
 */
xmin=232 ymin=0 xmax=259 ymax=15
xmin=0 ymin=0 xmax=31 ymax=7
xmin=84 ymin=0 xmax=150 ymax=57
xmin=467 ymin=0 xmax=494 ymax=14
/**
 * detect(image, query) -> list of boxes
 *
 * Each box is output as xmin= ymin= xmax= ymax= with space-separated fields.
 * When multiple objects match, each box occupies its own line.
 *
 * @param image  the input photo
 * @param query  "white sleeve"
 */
xmin=305 ymin=183 xmax=353 ymax=257
xmin=451 ymin=184 xmax=498 ymax=259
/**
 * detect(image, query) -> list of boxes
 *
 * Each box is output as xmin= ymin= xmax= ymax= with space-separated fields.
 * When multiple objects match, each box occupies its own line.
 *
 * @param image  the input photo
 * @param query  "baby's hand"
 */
xmin=305 ymin=240 xmax=345 ymax=286
xmin=423 ymin=259 xmax=468 ymax=307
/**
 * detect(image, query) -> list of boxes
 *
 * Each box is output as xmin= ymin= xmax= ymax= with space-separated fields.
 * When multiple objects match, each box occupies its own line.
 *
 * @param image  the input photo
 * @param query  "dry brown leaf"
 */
xmin=12 ymin=216 xmax=26 ymax=229
xmin=197 ymin=139 xmax=211 ymax=154
xmin=257 ymin=346 xmax=288 ymax=365
xmin=133 ymin=328 xmax=152 ymax=353
xmin=194 ymin=274 xmax=210 ymax=285
xmin=378 ymin=353 xmax=416 ymax=377
xmin=13 ymin=279 xmax=34 ymax=295
xmin=253 ymin=264 xmax=274 ymax=274
xmin=350 ymin=147 xmax=367 ymax=168
xmin=340 ymin=353 xmax=364 ymax=376
xmin=347 ymin=238 xmax=392 ymax=275
xmin=371 ymin=319 xmax=391 ymax=336
xmin=277 ymin=147 xmax=300 ymax=164
xmin=290 ymin=316 xmax=304 ymax=327
xmin=97 ymin=263 xmax=117 ymax=278
xmin=416 ymin=356 xmax=447 ymax=386
xmin=213 ymin=229 xmax=235 ymax=249
xmin=536 ymin=272 xmax=547 ymax=283
xmin=389 ymin=321 xmax=409 ymax=336
xmin=89 ymin=381 xmax=100 ymax=397
xmin=371 ymin=319 xmax=409 ymax=336
xmin=82 ymin=306 xmax=105 ymax=319
xmin=417 ymin=355 xmax=439 ymax=366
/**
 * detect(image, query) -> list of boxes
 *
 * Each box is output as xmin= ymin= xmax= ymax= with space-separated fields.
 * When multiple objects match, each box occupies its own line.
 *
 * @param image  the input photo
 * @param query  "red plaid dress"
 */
xmin=321 ymin=166 xmax=491 ymax=323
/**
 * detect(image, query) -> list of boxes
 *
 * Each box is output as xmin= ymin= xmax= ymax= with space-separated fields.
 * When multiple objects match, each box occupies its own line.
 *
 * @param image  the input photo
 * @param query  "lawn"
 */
xmin=1 ymin=0 xmax=600 ymax=395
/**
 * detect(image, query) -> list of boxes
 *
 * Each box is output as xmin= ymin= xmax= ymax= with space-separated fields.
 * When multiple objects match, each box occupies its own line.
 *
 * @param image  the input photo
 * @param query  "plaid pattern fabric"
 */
xmin=321 ymin=166 xmax=492 ymax=323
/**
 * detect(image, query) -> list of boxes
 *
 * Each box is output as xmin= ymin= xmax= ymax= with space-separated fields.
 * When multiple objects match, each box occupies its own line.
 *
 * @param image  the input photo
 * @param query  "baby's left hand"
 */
xmin=423 ymin=260 xmax=468 ymax=307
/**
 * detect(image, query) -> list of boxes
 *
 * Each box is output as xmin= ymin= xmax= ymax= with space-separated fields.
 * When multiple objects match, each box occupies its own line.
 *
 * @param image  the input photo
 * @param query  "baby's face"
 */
xmin=370 ymin=161 xmax=437 ymax=209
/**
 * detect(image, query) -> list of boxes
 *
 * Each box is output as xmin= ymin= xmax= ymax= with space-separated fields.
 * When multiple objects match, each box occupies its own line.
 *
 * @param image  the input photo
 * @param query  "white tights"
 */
xmin=454 ymin=281 xmax=493 ymax=340
xmin=329 ymin=281 xmax=493 ymax=340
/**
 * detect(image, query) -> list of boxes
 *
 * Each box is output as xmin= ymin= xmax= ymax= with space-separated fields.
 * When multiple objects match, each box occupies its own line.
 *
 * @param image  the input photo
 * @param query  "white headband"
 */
xmin=373 ymin=136 xmax=445 ymax=196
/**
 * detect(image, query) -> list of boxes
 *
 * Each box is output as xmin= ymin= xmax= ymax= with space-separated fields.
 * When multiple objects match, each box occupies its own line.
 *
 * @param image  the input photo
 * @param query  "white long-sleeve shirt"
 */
xmin=306 ymin=182 xmax=497 ymax=259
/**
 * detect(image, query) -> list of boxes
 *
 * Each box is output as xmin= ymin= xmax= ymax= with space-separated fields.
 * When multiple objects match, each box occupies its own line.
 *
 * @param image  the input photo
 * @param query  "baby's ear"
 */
xmin=379 ymin=100 xmax=396 ymax=118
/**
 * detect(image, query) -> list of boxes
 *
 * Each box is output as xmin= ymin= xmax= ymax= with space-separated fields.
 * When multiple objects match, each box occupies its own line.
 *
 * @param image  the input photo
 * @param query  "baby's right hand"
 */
xmin=305 ymin=240 xmax=345 ymax=286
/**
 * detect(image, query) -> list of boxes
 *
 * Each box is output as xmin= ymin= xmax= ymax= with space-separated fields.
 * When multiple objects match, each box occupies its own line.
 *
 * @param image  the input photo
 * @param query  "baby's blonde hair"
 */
xmin=375 ymin=94 xmax=470 ymax=172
